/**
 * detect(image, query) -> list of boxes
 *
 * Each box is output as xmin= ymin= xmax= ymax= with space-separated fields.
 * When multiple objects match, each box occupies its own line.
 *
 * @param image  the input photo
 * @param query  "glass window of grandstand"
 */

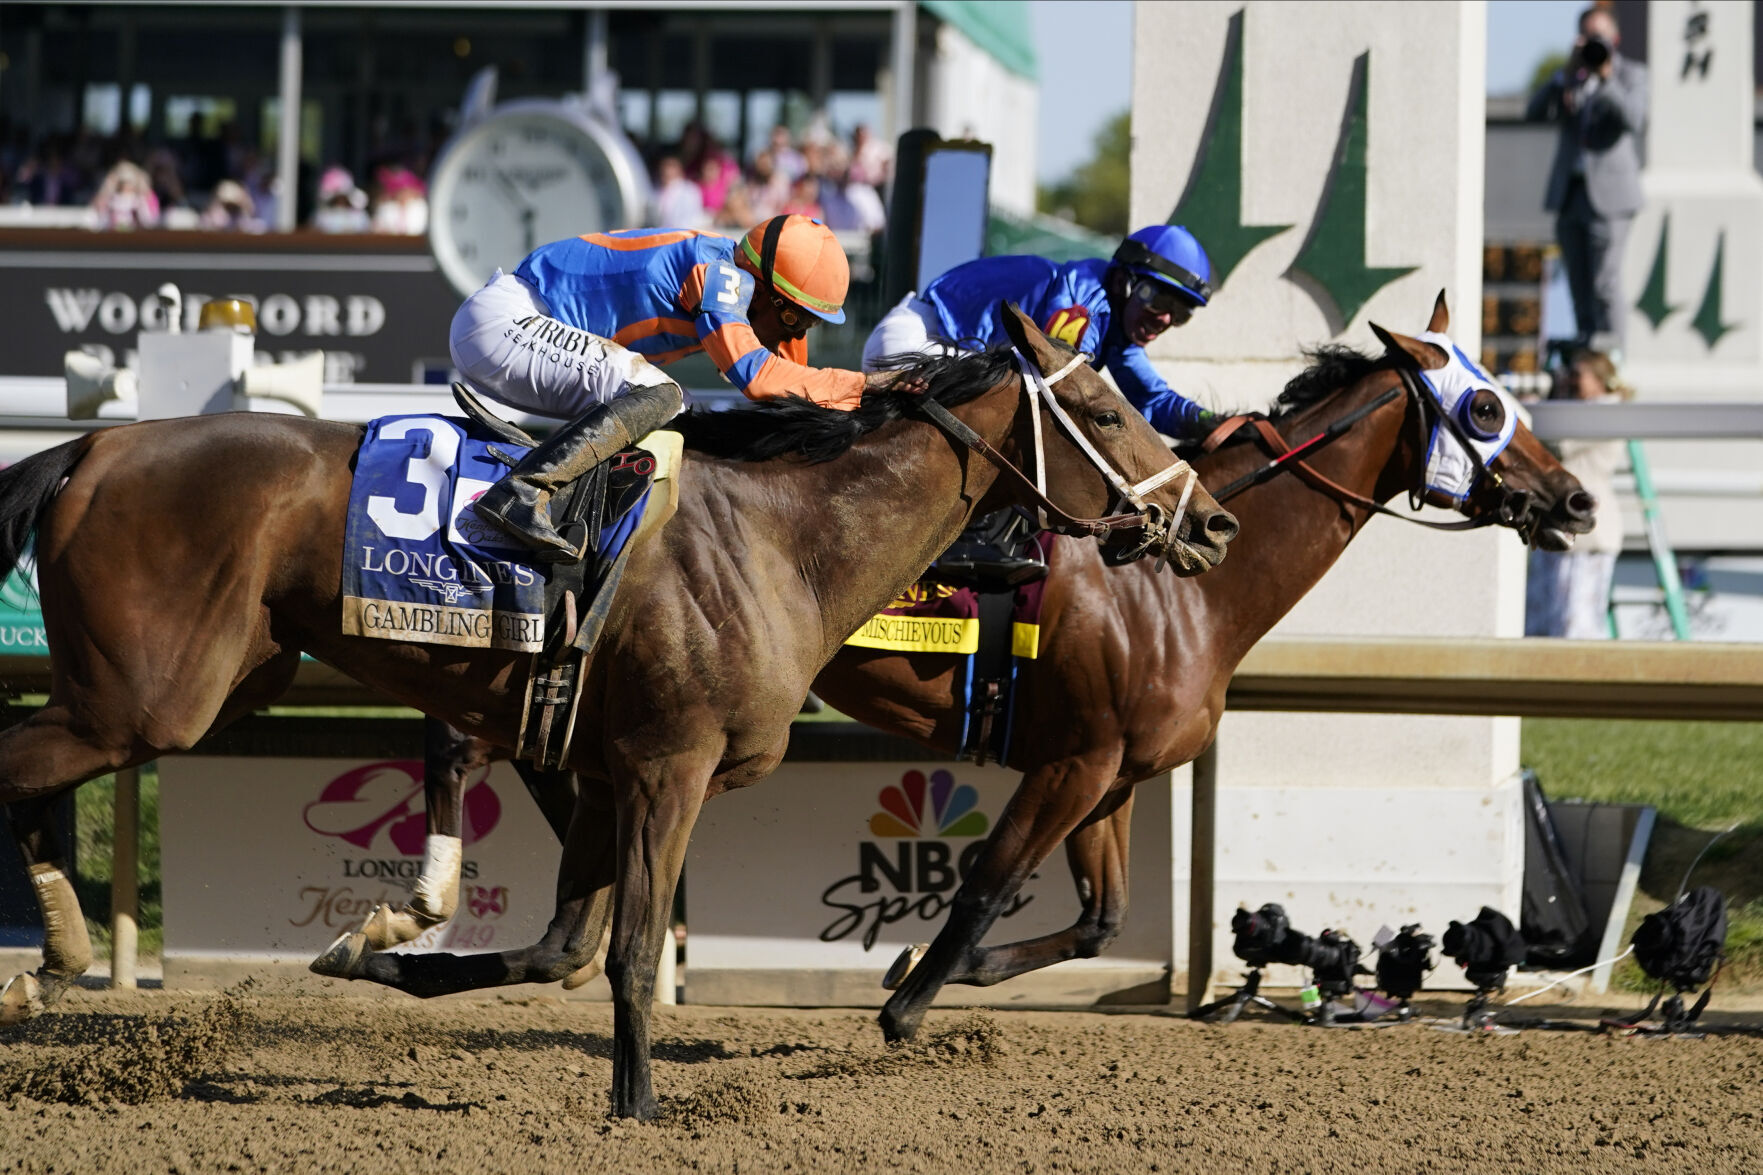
xmin=0 ymin=5 xmax=896 ymax=353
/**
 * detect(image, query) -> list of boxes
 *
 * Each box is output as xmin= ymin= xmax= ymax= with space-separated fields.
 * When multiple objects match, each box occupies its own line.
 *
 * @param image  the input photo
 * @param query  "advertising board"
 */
xmin=685 ymin=761 xmax=1174 ymax=1007
xmin=157 ymin=756 xmax=599 ymax=997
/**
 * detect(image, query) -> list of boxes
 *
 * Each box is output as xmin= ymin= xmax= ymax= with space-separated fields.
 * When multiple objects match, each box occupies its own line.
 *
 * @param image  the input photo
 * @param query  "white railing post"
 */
xmin=109 ymin=766 xmax=140 ymax=989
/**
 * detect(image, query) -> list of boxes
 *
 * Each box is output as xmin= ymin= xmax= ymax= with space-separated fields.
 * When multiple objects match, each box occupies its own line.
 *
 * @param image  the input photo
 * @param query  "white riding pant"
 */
xmin=862 ymin=293 xmax=973 ymax=372
xmin=448 ymin=270 xmax=676 ymax=420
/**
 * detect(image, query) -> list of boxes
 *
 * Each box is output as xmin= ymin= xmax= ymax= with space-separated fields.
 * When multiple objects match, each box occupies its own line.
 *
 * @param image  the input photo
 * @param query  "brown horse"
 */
xmin=416 ymin=294 xmax=1593 ymax=1043
xmin=0 ymin=307 xmax=1235 ymax=1119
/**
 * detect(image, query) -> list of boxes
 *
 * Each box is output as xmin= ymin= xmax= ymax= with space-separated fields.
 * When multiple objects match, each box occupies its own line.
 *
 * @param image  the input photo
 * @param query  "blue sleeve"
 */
xmin=1107 ymin=345 xmax=1206 ymax=436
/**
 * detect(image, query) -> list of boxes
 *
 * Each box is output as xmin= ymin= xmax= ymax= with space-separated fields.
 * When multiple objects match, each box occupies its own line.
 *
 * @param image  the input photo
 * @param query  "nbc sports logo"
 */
xmin=869 ymin=769 xmax=989 ymax=838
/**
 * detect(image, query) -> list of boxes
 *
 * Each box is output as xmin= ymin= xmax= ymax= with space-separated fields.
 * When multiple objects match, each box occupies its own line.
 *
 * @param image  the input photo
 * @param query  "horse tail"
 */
xmin=0 ymin=437 xmax=91 ymax=573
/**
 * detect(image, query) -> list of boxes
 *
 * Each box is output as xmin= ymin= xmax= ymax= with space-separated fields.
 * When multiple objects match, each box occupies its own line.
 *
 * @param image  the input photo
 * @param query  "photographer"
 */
xmin=1526 ymin=5 xmax=1648 ymax=355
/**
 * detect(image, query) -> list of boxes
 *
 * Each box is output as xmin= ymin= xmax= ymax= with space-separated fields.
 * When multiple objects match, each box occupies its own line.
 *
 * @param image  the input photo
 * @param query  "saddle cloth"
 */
xmin=844 ymin=532 xmax=1055 ymax=660
xmin=340 ymin=414 xmax=680 ymax=653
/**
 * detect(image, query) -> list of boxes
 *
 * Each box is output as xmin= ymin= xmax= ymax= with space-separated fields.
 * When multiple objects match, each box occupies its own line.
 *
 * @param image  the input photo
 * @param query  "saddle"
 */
xmin=454 ymin=383 xmax=680 ymax=769
xmin=927 ymin=508 xmax=1048 ymax=589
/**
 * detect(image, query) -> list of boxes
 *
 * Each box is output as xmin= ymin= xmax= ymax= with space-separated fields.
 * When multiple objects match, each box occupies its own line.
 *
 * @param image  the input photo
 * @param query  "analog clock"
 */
xmin=428 ymin=100 xmax=651 ymax=298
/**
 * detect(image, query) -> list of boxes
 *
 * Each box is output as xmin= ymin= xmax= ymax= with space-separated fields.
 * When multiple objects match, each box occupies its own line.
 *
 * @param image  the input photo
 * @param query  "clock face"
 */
xmin=429 ymin=104 xmax=647 ymax=298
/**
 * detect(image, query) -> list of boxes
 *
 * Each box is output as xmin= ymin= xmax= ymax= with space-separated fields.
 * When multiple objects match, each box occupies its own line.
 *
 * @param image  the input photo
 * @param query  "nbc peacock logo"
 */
xmin=869 ymin=769 xmax=988 ymax=838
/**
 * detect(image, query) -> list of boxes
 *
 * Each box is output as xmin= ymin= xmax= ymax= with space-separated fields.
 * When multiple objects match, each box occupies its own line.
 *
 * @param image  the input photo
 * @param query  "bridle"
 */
xmin=1201 ymin=363 xmax=1547 ymax=542
xmin=907 ymin=349 xmax=1200 ymax=560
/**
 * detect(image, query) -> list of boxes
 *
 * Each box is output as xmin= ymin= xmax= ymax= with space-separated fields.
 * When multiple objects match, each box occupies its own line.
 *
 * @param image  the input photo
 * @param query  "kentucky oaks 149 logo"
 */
xmin=821 ymin=769 xmax=1031 ymax=949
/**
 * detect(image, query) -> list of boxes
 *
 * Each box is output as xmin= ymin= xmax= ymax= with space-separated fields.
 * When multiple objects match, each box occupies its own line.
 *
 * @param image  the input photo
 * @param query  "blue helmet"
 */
xmin=1111 ymin=225 xmax=1213 ymax=307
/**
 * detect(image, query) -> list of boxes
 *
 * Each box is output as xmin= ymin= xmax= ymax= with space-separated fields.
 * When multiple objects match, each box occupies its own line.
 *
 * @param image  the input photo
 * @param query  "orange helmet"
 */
xmin=737 ymin=214 xmax=849 ymax=325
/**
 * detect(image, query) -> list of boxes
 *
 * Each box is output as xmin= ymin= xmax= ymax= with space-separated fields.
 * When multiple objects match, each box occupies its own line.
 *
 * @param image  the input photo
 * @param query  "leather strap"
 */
xmin=1204 ymin=376 xmax=1497 ymax=534
xmin=911 ymin=395 xmax=1146 ymax=538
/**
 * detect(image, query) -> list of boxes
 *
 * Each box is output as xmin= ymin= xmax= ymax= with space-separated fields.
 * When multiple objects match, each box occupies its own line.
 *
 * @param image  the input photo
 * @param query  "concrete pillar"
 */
xmin=1621 ymin=0 xmax=1763 ymax=548
xmin=1133 ymin=1 xmax=1517 ymax=993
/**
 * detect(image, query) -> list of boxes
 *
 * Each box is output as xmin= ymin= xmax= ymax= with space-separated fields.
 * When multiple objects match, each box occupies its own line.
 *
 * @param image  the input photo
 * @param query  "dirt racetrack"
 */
xmin=4 ymin=986 xmax=1763 ymax=1174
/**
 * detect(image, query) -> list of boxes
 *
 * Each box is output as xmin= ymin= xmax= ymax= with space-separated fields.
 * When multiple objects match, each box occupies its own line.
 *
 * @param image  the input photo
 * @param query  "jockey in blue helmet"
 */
xmin=864 ymin=223 xmax=1219 ymax=440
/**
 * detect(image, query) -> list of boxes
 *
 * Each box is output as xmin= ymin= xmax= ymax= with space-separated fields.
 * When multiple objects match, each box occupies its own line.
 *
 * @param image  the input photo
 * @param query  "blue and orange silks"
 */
xmin=515 ymin=228 xmax=864 ymax=410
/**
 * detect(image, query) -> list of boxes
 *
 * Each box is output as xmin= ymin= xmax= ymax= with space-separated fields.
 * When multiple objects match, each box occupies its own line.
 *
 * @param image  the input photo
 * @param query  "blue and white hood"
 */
xmin=1414 ymin=331 xmax=1521 ymax=504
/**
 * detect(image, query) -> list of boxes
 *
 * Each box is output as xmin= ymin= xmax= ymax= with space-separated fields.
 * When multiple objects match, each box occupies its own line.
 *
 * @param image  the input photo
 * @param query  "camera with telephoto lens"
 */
xmin=1375 ymin=924 xmax=1435 ymax=1003
xmin=1230 ymin=903 xmax=1291 ymax=967
xmin=1443 ymin=906 xmax=1527 ymax=1029
xmin=1579 ymin=34 xmax=1613 ymax=70
xmin=1230 ymin=903 xmax=1362 ymax=997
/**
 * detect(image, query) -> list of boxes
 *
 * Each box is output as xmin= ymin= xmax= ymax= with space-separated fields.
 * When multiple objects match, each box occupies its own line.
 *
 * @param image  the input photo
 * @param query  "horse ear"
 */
xmin=999 ymin=301 xmax=1058 ymax=370
xmin=1369 ymin=321 xmax=1444 ymax=370
xmin=1427 ymin=289 xmax=1450 ymax=334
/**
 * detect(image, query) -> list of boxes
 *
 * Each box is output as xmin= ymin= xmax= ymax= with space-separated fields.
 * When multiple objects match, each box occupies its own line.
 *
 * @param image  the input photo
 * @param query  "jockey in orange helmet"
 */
xmin=452 ymin=214 xmax=876 ymax=559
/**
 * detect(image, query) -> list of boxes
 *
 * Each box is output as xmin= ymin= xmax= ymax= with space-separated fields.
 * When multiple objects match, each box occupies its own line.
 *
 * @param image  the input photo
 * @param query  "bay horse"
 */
xmin=406 ymin=294 xmax=1594 ymax=1044
xmin=0 ymin=306 xmax=1235 ymax=1119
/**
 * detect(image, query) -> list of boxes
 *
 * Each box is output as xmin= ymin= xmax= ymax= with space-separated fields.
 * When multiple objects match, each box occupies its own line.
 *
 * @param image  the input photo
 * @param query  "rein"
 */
xmin=1201 ymin=365 xmax=1539 ymax=537
xmin=909 ymin=349 xmax=1197 ymax=547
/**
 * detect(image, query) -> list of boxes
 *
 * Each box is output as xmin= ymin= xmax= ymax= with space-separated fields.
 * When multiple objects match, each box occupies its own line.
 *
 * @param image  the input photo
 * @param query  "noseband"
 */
xmin=1202 ymin=365 xmax=1544 ymax=541
xmin=908 ymin=349 xmax=1198 ymax=556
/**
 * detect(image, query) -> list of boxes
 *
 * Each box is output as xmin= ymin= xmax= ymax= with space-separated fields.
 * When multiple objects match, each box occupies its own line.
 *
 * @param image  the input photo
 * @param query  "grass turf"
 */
xmin=1521 ymin=718 xmax=1763 ymax=990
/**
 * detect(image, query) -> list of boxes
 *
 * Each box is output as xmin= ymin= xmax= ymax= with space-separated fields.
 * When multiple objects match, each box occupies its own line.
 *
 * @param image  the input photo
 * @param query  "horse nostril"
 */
xmin=1206 ymin=510 xmax=1240 ymax=543
xmin=1566 ymin=489 xmax=1597 ymax=519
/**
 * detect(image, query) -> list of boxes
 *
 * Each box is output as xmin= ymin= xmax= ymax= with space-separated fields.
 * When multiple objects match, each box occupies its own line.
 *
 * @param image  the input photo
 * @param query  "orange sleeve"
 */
xmin=701 ymin=320 xmax=866 ymax=411
xmin=677 ymin=263 xmax=708 ymax=315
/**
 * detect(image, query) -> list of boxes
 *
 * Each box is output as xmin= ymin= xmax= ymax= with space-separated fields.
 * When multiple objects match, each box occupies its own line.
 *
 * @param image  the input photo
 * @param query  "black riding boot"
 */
xmin=473 ymin=379 xmax=683 ymax=561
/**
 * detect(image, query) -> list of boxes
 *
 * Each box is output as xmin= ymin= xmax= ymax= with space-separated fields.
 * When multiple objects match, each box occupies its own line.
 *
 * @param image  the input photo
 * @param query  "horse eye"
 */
xmin=1095 ymin=411 xmax=1124 ymax=429
xmin=1472 ymin=390 xmax=1504 ymax=424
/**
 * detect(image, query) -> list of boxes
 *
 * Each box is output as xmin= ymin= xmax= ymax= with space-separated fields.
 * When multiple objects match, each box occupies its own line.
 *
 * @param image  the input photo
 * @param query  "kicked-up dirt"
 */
xmin=3 ymin=985 xmax=1763 ymax=1173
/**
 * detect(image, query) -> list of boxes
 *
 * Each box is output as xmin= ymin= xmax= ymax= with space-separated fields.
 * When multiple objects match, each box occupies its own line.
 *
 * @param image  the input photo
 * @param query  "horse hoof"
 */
xmin=882 ymin=943 xmax=928 ymax=991
xmin=0 ymin=972 xmax=43 ymax=1026
xmin=359 ymin=903 xmax=429 ymax=951
xmin=561 ymin=960 xmax=603 ymax=991
xmin=309 ymin=931 xmax=370 ymax=979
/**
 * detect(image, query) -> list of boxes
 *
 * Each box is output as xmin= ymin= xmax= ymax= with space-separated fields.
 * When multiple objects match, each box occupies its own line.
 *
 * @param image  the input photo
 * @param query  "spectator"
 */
xmin=654 ymin=155 xmax=707 ymax=228
xmin=1526 ymin=5 xmax=1647 ymax=355
xmin=313 ymin=165 xmax=371 ymax=233
xmin=848 ymin=123 xmax=890 ymax=188
xmin=780 ymin=173 xmax=824 ymax=220
xmin=1525 ymin=349 xmax=1629 ymax=639
xmin=371 ymin=164 xmax=428 ymax=235
xmin=696 ymin=154 xmax=738 ymax=220
xmin=768 ymin=124 xmax=806 ymax=182
xmin=746 ymin=150 xmax=789 ymax=220
xmin=14 ymin=141 xmax=80 ymax=206
xmin=200 ymin=179 xmax=264 ymax=232
xmin=818 ymin=162 xmax=887 ymax=235
xmin=91 ymin=160 xmax=160 ymax=228
xmin=143 ymin=147 xmax=188 ymax=213
xmin=713 ymin=176 xmax=754 ymax=229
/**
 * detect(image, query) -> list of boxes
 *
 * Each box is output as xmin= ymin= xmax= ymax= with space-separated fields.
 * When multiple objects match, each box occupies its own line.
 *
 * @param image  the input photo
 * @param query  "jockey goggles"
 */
xmin=1113 ymin=238 xmax=1212 ymax=309
xmin=1127 ymin=279 xmax=1198 ymax=318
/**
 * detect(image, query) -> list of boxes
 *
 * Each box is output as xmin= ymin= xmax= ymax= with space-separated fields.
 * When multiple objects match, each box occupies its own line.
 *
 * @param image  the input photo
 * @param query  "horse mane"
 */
xmin=671 ymin=346 xmax=1024 ymax=463
xmin=1270 ymin=345 xmax=1385 ymax=422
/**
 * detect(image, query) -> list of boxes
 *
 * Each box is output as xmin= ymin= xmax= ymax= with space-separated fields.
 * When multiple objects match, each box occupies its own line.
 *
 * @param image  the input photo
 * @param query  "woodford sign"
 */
xmin=0 ymin=229 xmax=461 ymax=385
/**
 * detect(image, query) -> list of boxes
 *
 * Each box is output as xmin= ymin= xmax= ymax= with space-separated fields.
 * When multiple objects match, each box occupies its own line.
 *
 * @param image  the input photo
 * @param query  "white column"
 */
xmin=1134 ymin=1 xmax=1515 ymax=993
xmin=276 ymin=6 xmax=302 ymax=234
xmin=1622 ymin=0 xmax=1763 ymax=549
xmin=888 ymin=0 xmax=917 ymax=141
